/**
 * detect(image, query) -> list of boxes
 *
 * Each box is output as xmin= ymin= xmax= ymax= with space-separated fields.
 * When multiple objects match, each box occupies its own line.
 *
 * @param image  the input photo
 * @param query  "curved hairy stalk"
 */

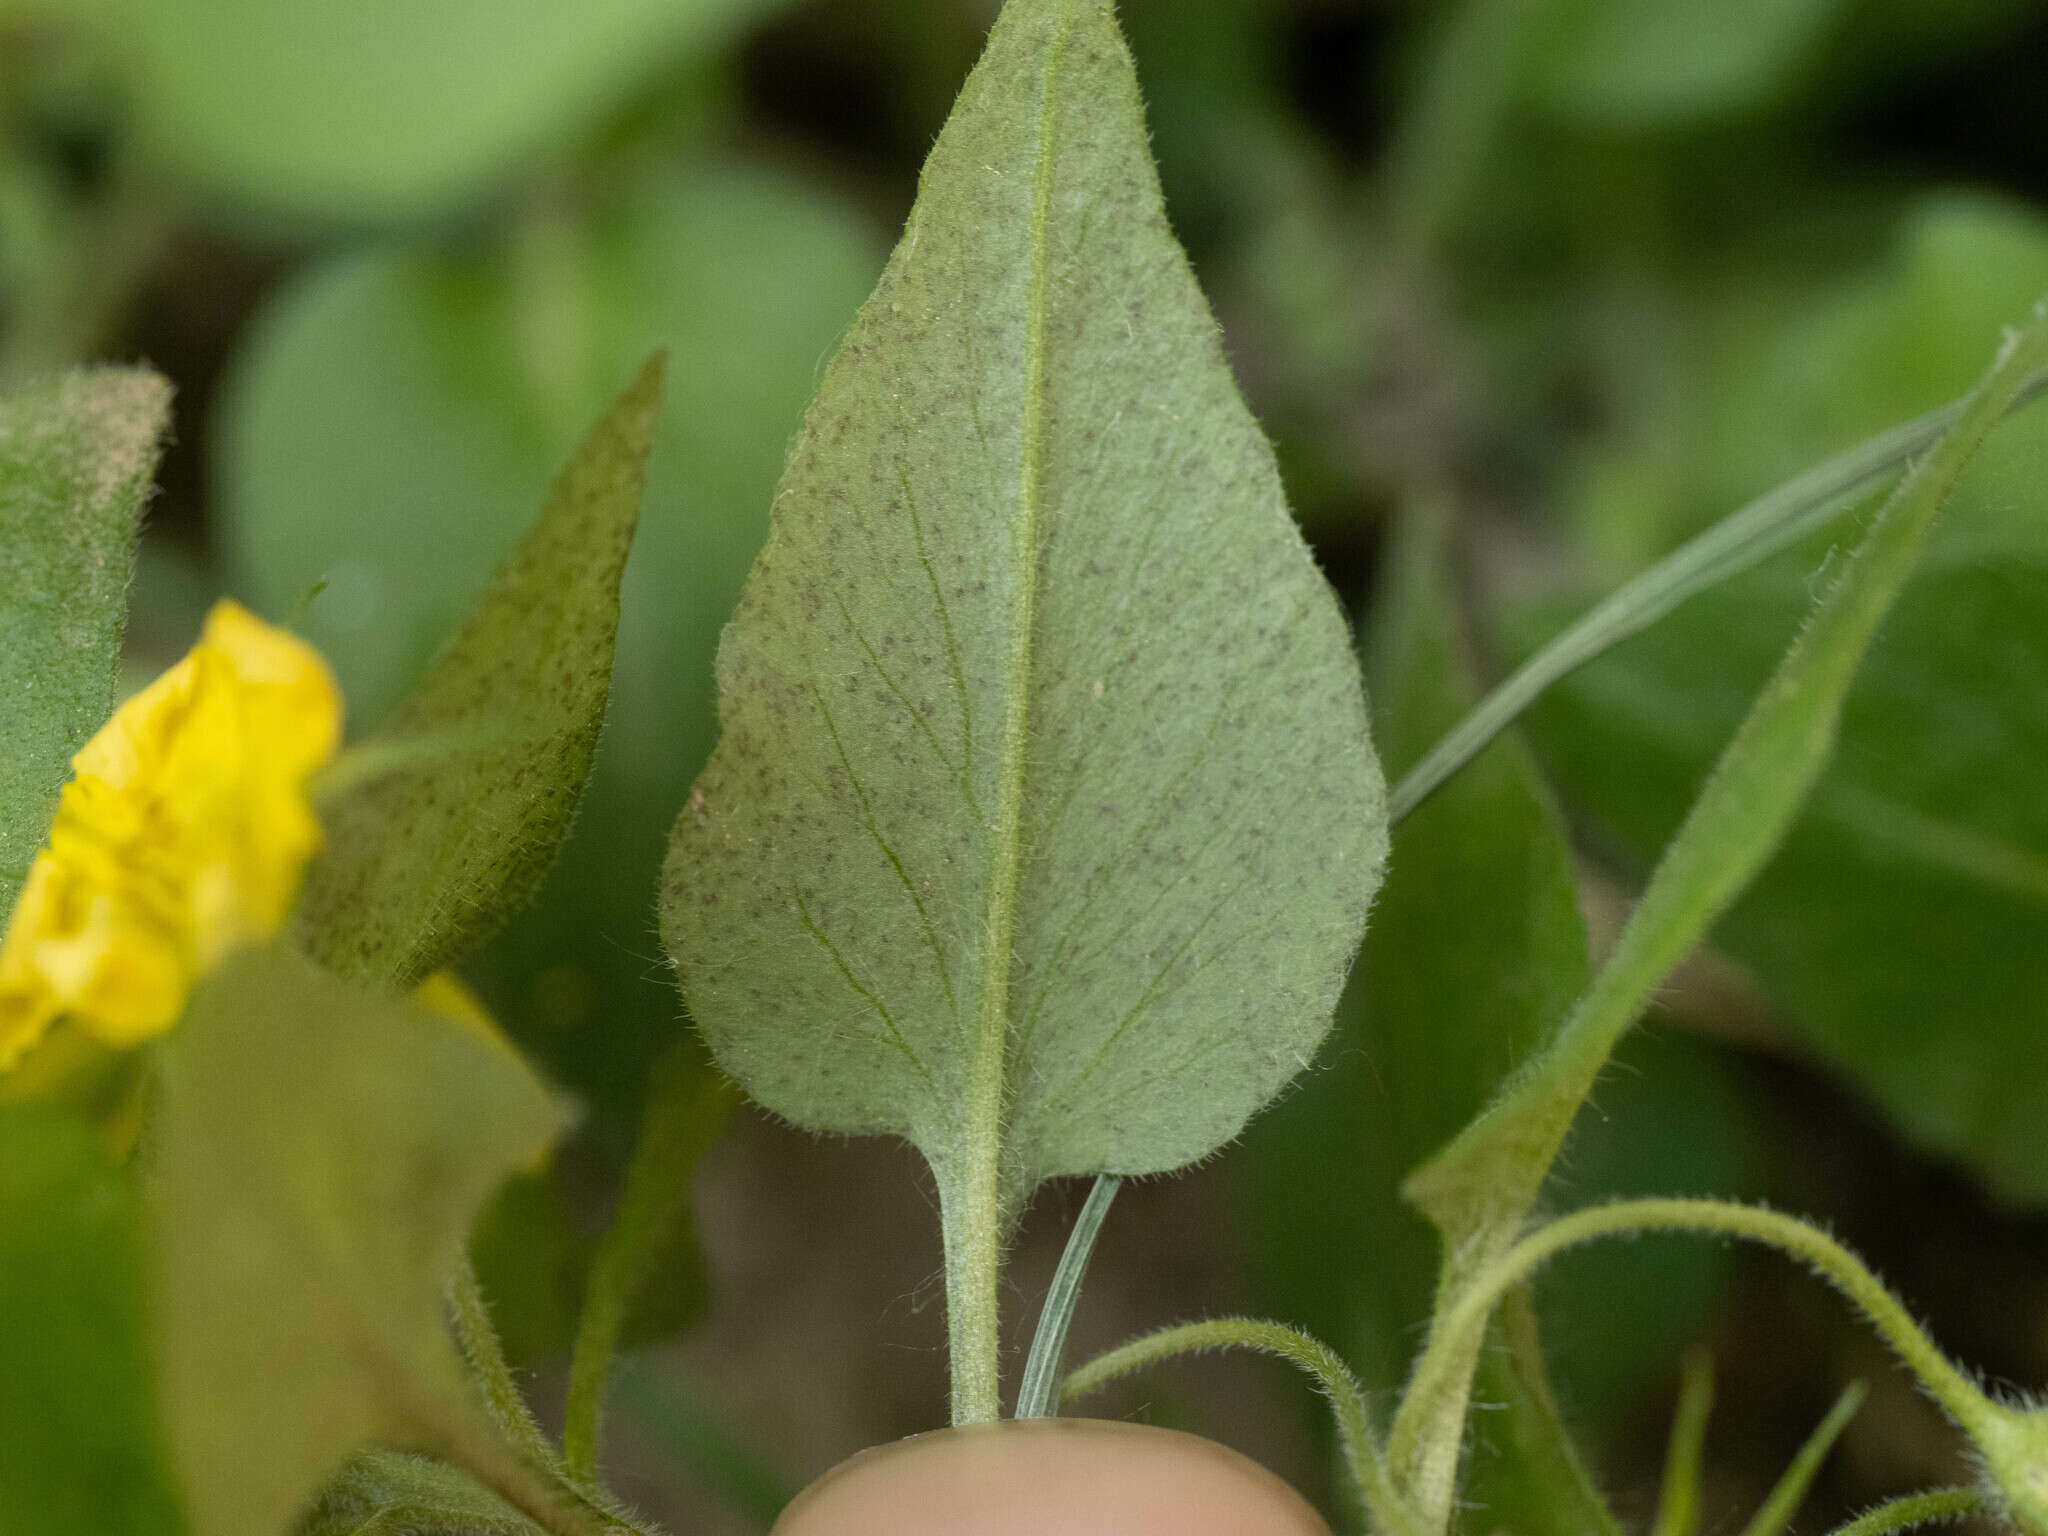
xmin=1065 ymin=1317 xmax=1419 ymax=1536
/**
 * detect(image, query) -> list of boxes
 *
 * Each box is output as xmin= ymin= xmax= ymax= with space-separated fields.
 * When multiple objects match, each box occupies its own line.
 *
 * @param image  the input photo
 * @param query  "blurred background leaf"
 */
xmin=297 ymin=353 xmax=664 ymax=991
xmin=1516 ymin=0 xmax=1851 ymax=128
xmin=220 ymin=165 xmax=879 ymax=1129
xmin=148 ymin=945 xmax=568 ymax=1536
xmin=215 ymin=162 xmax=876 ymax=1374
xmin=0 ymin=1105 xmax=183 ymax=1536
xmin=42 ymin=0 xmax=797 ymax=226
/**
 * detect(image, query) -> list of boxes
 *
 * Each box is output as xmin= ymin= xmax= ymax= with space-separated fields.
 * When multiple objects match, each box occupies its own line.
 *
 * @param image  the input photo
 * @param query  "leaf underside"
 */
xmin=0 ymin=368 xmax=170 ymax=914
xmin=299 ymin=354 xmax=663 ymax=991
xmin=297 ymin=355 xmax=664 ymax=987
xmin=1245 ymin=505 xmax=1608 ymax=1536
xmin=660 ymin=0 xmax=1385 ymax=1223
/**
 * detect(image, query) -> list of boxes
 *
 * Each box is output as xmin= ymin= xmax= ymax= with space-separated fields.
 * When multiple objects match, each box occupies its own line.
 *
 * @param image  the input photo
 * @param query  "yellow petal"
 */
xmin=0 ymin=599 xmax=344 ymax=1069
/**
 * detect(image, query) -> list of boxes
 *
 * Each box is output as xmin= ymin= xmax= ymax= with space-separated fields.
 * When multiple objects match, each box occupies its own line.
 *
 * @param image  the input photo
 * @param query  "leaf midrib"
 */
xmin=958 ymin=0 xmax=1076 ymax=1213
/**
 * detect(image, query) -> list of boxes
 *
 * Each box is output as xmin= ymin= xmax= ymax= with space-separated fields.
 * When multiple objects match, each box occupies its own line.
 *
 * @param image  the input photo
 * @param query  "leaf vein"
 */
xmin=809 ymin=682 xmax=963 ymax=1023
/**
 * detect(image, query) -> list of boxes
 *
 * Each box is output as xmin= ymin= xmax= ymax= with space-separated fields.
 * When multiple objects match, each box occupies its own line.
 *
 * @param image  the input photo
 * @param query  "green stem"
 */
xmin=1387 ymin=361 xmax=2048 ymax=824
xmin=1650 ymin=1350 xmax=1715 ymax=1536
xmin=610 ymin=1358 xmax=795 ymax=1533
xmin=1063 ymin=1317 xmax=1421 ymax=1536
xmin=1393 ymin=312 xmax=2048 ymax=1531
xmin=1399 ymin=1200 xmax=1996 ymax=1466
xmin=563 ymin=1067 xmax=732 ymax=1482
xmin=445 ymin=1258 xmax=564 ymax=1475
xmin=1822 ymin=1488 xmax=1989 ymax=1536
xmin=508 ymin=174 xmax=597 ymax=446
xmin=1379 ymin=0 xmax=1540 ymax=272
xmin=939 ymin=1172 xmax=1004 ymax=1426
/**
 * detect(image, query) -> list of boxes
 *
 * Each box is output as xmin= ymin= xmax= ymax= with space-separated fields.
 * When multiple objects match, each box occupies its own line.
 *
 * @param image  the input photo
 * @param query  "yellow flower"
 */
xmin=0 ymin=599 xmax=342 ymax=1069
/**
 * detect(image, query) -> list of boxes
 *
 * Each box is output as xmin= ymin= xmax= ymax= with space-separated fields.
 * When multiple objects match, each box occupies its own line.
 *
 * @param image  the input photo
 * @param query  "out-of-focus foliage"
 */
xmin=1243 ymin=511 xmax=1763 ymax=1524
xmin=35 ymin=0 xmax=795 ymax=224
xmin=1516 ymin=0 xmax=1849 ymax=127
xmin=298 ymin=355 xmax=663 ymax=990
xmin=0 ymin=1105 xmax=180 ymax=1536
xmin=218 ymin=165 xmax=875 ymax=1372
xmin=149 ymin=944 xmax=566 ymax=1536
xmin=0 ymin=368 xmax=163 ymax=912
xmin=221 ymin=167 xmax=880 ymax=1124
xmin=1516 ymin=199 xmax=2048 ymax=1206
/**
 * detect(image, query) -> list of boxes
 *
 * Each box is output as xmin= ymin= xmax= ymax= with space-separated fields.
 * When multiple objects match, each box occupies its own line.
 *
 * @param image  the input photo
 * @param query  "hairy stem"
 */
xmin=1400 ymin=1199 xmax=1995 ymax=1462
xmin=1823 ymin=1488 xmax=1989 ymax=1536
xmin=563 ymin=1068 xmax=731 ymax=1482
xmin=446 ymin=1258 xmax=563 ymax=1474
xmin=1064 ymin=1317 xmax=1421 ymax=1536
xmin=944 ymin=0 xmax=1081 ymax=1430
xmin=432 ymin=1409 xmax=646 ymax=1536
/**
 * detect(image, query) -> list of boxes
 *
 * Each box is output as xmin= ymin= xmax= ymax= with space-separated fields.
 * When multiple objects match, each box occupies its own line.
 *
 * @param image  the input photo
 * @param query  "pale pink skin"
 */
xmin=772 ymin=1419 xmax=1333 ymax=1536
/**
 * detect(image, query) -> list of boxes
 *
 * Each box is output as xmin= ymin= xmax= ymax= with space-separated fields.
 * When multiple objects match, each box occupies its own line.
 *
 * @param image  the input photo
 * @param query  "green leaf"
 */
xmin=1391 ymin=306 xmax=2048 ymax=1523
xmin=300 ymin=1453 xmax=545 ymax=1536
xmin=1408 ymin=307 xmax=2048 ymax=1251
xmin=297 ymin=354 xmax=663 ymax=986
xmin=221 ymin=165 xmax=880 ymax=1128
xmin=0 ymin=1105 xmax=183 ymax=1536
xmin=1527 ymin=196 xmax=2048 ymax=1204
xmin=1650 ymin=1350 xmax=1715 ymax=1536
xmin=1241 ymin=505 xmax=1604 ymax=1536
xmin=73 ymin=0 xmax=790 ymax=224
xmin=146 ymin=944 xmax=568 ymax=1536
xmin=1737 ymin=1383 xmax=1867 ymax=1536
xmin=659 ymin=0 xmax=1384 ymax=1424
xmin=1519 ymin=0 xmax=1849 ymax=127
xmin=0 ymin=367 xmax=168 ymax=912
xmin=562 ymin=1050 xmax=734 ymax=1480
xmin=465 ymin=1174 xmax=583 ymax=1370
